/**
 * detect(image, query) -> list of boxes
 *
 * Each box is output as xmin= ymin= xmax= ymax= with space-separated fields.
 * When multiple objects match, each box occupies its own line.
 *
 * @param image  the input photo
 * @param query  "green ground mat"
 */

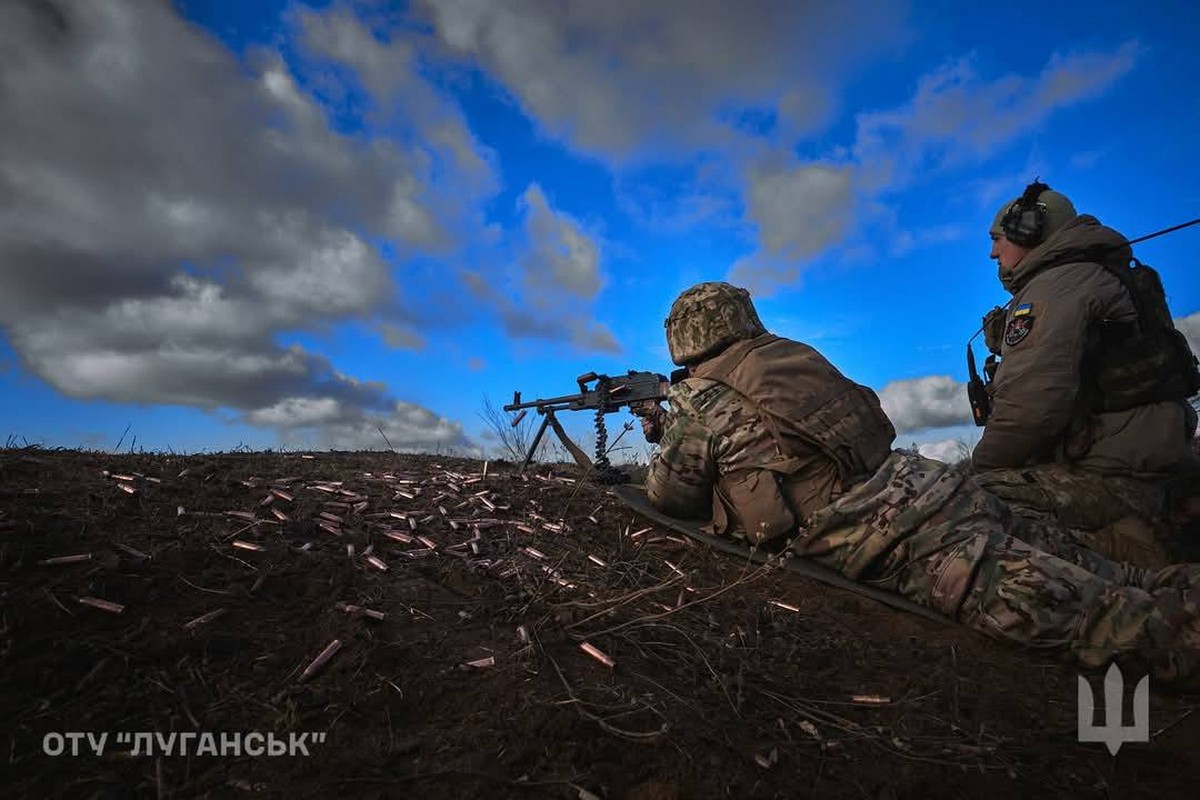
xmin=610 ymin=484 xmax=949 ymax=626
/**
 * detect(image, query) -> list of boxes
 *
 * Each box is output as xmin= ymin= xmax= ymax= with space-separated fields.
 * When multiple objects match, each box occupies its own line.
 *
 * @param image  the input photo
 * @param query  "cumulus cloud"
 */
xmin=463 ymin=273 xmax=620 ymax=354
xmin=728 ymin=159 xmax=855 ymax=295
xmin=730 ymin=43 xmax=1140 ymax=294
xmin=878 ymin=376 xmax=972 ymax=434
xmin=852 ymin=44 xmax=1140 ymax=192
xmin=0 ymin=0 xmax=479 ymax=451
xmin=415 ymin=0 xmax=905 ymax=161
xmin=916 ymin=439 xmax=972 ymax=464
xmin=411 ymin=0 xmax=1135 ymax=300
xmin=1177 ymin=312 xmax=1200 ymax=358
xmin=296 ymin=6 xmax=498 ymax=201
xmin=297 ymin=8 xmax=619 ymax=356
xmin=461 ymin=187 xmax=620 ymax=353
xmin=520 ymin=185 xmax=602 ymax=299
xmin=726 ymin=254 xmax=800 ymax=299
xmin=257 ymin=397 xmax=475 ymax=454
xmin=746 ymin=162 xmax=855 ymax=261
xmin=377 ymin=323 xmax=427 ymax=352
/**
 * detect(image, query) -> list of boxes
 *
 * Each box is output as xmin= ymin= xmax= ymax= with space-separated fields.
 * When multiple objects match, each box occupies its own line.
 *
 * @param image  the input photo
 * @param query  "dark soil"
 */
xmin=1 ymin=448 xmax=1196 ymax=799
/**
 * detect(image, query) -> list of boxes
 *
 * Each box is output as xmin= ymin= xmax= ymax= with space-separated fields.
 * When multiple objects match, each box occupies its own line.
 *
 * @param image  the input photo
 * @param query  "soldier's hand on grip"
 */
xmin=638 ymin=404 xmax=666 ymax=444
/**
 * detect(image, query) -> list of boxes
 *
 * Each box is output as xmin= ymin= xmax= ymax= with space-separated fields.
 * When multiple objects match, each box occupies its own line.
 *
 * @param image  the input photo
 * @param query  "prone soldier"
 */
xmin=640 ymin=281 xmax=1200 ymax=690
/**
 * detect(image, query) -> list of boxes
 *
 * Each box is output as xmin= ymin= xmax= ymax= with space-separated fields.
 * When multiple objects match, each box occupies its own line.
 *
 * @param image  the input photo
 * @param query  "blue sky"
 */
xmin=2 ymin=0 xmax=1198 ymax=462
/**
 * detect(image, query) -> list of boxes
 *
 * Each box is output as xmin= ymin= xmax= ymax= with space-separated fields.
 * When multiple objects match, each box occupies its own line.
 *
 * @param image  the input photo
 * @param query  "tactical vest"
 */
xmin=692 ymin=335 xmax=897 ymax=542
xmin=1085 ymin=259 xmax=1200 ymax=412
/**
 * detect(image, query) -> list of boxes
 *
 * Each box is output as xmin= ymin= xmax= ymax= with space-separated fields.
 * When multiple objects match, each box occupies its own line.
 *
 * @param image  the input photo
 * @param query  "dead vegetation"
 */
xmin=0 ymin=447 xmax=1196 ymax=799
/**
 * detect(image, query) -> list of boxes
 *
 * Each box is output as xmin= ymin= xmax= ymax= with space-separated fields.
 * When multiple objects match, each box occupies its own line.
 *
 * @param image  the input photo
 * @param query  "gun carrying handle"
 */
xmin=576 ymin=371 xmax=599 ymax=392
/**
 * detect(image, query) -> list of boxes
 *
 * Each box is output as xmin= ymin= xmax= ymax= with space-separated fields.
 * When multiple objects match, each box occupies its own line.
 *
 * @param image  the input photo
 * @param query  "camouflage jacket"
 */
xmin=645 ymin=335 xmax=894 ymax=542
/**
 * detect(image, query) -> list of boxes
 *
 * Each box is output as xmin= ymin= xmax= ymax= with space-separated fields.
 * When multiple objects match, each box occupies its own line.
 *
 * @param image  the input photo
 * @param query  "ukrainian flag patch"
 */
xmin=1013 ymin=303 xmax=1033 ymax=317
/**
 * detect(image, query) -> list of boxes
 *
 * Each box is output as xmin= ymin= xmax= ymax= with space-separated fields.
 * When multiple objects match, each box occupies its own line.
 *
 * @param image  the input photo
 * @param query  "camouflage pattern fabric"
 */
xmin=792 ymin=451 xmax=1200 ymax=688
xmin=644 ymin=376 xmax=769 ymax=522
xmin=647 ymin=280 xmax=1200 ymax=686
xmin=664 ymin=282 xmax=765 ymax=366
xmin=1167 ymin=450 xmax=1200 ymax=562
xmin=650 ymin=432 xmax=1200 ymax=687
xmin=971 ymin=464 xmax=1171 ymax=569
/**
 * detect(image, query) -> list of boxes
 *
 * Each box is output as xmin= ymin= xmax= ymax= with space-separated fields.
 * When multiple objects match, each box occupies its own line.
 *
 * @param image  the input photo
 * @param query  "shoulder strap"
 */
xmin=1091 ymin=257 xmax=1160 ymax=334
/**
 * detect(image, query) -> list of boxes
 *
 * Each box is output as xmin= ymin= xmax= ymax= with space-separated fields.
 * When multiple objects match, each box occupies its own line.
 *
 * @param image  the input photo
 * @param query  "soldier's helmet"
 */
xmin=665 ymin=282 xmax=767 ymax=366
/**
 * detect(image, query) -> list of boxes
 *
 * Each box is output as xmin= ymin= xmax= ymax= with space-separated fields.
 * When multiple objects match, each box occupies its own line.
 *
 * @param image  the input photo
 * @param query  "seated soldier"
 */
xmin=640 ymin=281 xmax=1200 ymax=690
xmin=972 ymin=181 xmax=1199 ymax=568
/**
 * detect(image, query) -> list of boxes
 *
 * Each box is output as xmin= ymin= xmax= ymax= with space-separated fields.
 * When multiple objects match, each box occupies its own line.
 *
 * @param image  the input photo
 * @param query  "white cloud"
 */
xmin=460 ymin=186 xmax=620 ymax=354
xmin=296 ymin=6 xmax=498 ymax=199
xmin=463 ymin=272 xmax=621 ymax=354
xmin=246 ymin=397 xmax=345 ymax=428
xmin=416 ymin=0 xmax=1135 ymax=301
xmin=0 ymin=0 xmax=477 ymax=451
xmin=916 ymin=438 xmax=972 ymax=464
xmin=734 ymin=43 xmax=1140 ymax=294
xmin=378 ymin=323 xmax=427 ymax=351
xmin=878 ymin=376 xmax=973 ymax=434
xmin=416 ymin=0 xmax=905 ymax=161
xmin=1177 ymin=312 xmax=1200 ymax=357
xmin=520 ymin=185 xmax=602 ymax=299
xmin=258 ymin=398 xmax=474 ymax=454
xmin=246 ymin=215 xmax=394 ymax=317
xmin=746 ymin=161 xmax=855 ymax=261
xmin=726 ymin=254 xmax=801 ymax=299
xmin=852 ymin=44 xmax=1140 ymax=192
xmin=729 ymin=159 xmax=855 ymax=295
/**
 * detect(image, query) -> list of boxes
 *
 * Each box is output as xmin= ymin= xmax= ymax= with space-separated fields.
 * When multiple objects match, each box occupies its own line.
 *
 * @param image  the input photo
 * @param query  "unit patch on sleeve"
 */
xmin=1003 ymin=314 xmax=1035 ymax=347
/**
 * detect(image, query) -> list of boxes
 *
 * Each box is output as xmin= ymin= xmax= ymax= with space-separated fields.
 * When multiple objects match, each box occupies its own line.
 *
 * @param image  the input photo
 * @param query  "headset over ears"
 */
xmin=1000 ymin=179 xmax=1052 ymax=248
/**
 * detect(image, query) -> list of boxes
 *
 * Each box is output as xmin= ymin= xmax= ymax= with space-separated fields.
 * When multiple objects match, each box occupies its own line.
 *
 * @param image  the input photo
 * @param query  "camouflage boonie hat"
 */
xmin=990 ymin=187 xmax=1077 ymax=241
xmin=665 ymin=282 xmax=767 ymax=365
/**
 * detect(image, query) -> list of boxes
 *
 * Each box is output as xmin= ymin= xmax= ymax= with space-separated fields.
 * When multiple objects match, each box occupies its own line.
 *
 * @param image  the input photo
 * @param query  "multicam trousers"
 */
xmin=789 ymin=451 xmax=1200 ymax=689
xmin=971 ymin=464 xmax=1171 ymax=569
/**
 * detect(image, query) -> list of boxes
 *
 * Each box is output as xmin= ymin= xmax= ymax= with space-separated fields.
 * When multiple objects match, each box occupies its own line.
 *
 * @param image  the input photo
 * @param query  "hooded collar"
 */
xmin=998 ymin=214 xmax=1132 ymax=294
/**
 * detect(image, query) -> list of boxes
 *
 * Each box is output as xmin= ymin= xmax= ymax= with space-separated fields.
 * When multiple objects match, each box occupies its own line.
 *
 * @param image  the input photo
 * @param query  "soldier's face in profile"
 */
xmin=989 ymin=233 xmax=1028 ymax=272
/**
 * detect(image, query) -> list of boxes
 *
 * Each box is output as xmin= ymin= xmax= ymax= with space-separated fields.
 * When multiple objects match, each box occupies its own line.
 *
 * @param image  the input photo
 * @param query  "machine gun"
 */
xmin=503 ymin=370 xmax=679 ymax=480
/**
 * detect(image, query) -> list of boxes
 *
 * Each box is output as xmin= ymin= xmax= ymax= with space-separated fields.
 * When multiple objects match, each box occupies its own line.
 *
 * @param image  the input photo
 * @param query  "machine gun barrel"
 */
xmin=503 ymin=391 xmax=587 ymax=413
xmin=502 ymin=370 xmax=669 ymax=415
xmin=500 ymin=370 xmax=674 ymax=477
